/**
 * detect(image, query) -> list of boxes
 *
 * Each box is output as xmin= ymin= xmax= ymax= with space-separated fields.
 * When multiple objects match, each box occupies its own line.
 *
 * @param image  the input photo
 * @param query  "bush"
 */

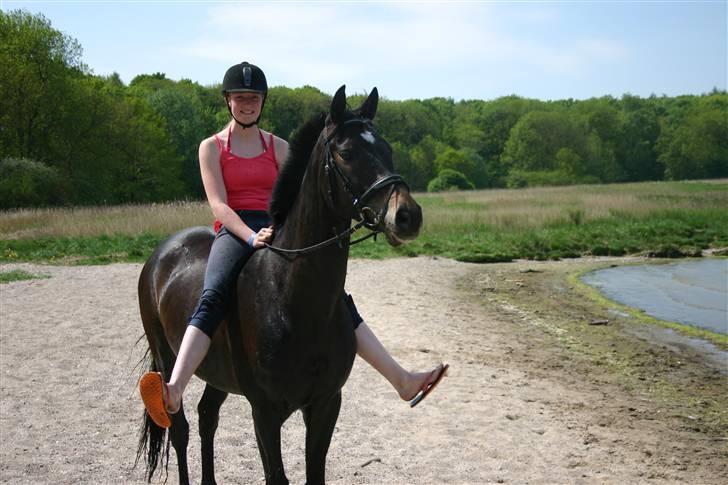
xmin=427 ymin=169 xmax=475 ymax=192
xmin=0 ymin=157 xmax=67 ymax=208
xmin=506 ymin=169 xmax=600 ymax=188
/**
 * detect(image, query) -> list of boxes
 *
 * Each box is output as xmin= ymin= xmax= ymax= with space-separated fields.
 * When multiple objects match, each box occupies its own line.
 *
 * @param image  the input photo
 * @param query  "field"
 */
xmin=1 ymin=180 xmax=727 ymax=483
xmin=1 ymin=180 xmax=727 ymax=265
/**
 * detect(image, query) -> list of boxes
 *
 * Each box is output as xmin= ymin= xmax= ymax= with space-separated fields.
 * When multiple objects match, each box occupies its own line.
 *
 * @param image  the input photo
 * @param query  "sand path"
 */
xmin=0 ymin=258 xmax=724 ymax=484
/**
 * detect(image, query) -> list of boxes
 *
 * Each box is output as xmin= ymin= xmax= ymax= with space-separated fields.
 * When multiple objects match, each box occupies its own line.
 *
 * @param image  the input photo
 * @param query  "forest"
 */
xmin=2 ymin=10 xmax=727 ymax=209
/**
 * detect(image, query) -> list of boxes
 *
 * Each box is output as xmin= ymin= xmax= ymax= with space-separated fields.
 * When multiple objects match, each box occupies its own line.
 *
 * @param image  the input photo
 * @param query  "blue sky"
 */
xmin=3 ymin=1 xmax=726 ymax=101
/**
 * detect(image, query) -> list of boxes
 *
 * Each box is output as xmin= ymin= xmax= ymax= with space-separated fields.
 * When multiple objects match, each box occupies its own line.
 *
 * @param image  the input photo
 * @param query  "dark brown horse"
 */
xmin=135 ymin=86 xmax=422 ymax=485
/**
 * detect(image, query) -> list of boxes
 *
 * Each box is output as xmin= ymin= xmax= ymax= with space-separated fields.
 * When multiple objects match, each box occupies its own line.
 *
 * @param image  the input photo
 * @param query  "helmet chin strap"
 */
xmin=227 ymin=95 xmax=266 ymax=129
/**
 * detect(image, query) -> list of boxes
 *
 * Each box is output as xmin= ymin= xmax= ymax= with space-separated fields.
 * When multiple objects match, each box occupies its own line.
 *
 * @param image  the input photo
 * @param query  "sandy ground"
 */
xmin=0 ymin=257 xmax=725 ymax=484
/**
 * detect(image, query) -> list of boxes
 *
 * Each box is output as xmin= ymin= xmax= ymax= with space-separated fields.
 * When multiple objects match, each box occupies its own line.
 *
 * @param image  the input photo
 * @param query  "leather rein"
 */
xmin=265 ymin=118 xmax=408 ymax=257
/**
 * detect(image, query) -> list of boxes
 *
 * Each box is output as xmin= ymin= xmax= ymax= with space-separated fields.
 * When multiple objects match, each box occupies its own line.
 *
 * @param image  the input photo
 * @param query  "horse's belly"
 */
xmin=254 ymin=331 xmax=357 ymax=408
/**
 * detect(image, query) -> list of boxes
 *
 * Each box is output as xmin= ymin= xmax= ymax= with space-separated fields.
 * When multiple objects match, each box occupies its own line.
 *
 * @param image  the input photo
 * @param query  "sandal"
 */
xmin=139 ymin=371 xmax=172 ymax=428
xmin=409 ymin=363 xmax=449 ymax=408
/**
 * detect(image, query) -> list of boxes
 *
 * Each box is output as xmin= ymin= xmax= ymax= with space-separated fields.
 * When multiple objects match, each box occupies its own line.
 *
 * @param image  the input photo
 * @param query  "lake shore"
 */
xmin=462 ymin=256 xmax=728 ymax=435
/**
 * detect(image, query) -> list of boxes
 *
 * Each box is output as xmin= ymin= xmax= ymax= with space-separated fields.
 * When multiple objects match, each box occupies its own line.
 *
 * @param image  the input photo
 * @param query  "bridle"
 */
xmin=323 ymin=118 xmax=408 ymax=230
xmin=265 ymin=117 xmax=408 ymax=258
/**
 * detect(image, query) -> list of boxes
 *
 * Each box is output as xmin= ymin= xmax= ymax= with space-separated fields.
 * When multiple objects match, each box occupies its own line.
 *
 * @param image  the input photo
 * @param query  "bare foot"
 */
xmin=398 ymin=364 xmax=445 ymax=401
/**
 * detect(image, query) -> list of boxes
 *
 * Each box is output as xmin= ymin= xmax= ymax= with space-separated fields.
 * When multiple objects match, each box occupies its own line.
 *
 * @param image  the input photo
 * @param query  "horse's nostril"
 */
xmin=395 ymin=208 xmax=411 ymax=229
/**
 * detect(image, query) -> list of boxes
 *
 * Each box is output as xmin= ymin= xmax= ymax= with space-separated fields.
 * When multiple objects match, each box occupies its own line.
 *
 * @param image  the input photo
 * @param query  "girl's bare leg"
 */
xmin=355 ymin=321 xmax=443 ymax=401
xmin=165 ymin=326 xmax=212 ymax=413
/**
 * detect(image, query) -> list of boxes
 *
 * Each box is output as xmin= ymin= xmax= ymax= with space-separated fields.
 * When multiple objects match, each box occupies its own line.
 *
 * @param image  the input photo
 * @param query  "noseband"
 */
xmin=323 ymin=118 xmax=408 ymax=230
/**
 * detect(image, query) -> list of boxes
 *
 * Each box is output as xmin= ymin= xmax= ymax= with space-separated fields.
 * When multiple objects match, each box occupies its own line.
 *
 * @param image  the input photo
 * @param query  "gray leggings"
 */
xmin=188 ymin=210 xmax=363 ymax=337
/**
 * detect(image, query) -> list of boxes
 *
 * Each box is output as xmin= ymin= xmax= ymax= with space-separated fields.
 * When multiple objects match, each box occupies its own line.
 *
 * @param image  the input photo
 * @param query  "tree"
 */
xmin=501 ymin=111 xmax=588 ymax=172
xmin=264 ymin=85 xmax=329 ymax=140
xmin=555 ymin=147 xmax=583 ymax=177
xmin=427 ymin=169 xmax=474 ymax=192
xmin=132 ymin=84 xmax=216 ymax=197
xmin=376 ymin=99 xmax=441 ymax=147
xmin=101 ymin=81 xmax=184 ymax=203
xmin=390 ymin=141 xmax=419 ymax=188
xmin=407 ymin=135 xmax=449 ymax=191
xmin=433 ymin=147 xmax=475 ymax=181
xmin=617 ymin=94 xmax=663 ymax=181
xmin=0 ymin=10 xmax=87 ymax=160
xmin=658 ymin=104 xmax=728 ymax=180
xmin=0 ymin=157 xmax=67 ymax=208
xmin=129 ymin=72 xmax=174 ymax=91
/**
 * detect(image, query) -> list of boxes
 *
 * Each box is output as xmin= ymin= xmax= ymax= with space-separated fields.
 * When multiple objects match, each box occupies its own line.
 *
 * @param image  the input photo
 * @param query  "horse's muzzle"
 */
xmin=383 ymin=188 xmax=422 ymax=246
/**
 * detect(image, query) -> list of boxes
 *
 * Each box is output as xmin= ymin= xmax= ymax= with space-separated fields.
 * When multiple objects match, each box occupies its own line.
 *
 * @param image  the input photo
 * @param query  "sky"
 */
xmin=3 ymin=0 xmax=727 ymax=101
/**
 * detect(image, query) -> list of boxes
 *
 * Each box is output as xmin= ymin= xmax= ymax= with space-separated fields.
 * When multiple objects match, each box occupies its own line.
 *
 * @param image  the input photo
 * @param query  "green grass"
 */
xmin=1 ymin=233 xmax=164 ymax=265
xmin=0 ymin=269 xmax=49 ymax=284
xmin=354 ymin=207 xmax=728 ymax=262
xmin=1 ymin=180 xmax=727 ymax=264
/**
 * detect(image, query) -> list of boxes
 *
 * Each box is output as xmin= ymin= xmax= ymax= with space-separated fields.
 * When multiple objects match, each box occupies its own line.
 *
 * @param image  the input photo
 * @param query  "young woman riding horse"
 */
xmin=137 ymin=62 xmax=447 ymax=483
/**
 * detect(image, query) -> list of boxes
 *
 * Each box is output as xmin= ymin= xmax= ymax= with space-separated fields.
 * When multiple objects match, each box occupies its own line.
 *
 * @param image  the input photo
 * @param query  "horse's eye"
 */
xmin=338 ymin=150 xmax=352 ymax=160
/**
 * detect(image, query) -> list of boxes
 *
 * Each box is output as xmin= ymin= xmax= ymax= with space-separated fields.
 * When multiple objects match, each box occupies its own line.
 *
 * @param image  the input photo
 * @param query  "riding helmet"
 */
xmin=222 ymin=62 xmax=268 ymax=128
xmin=222 ymin=61 xmax=268 ymax=95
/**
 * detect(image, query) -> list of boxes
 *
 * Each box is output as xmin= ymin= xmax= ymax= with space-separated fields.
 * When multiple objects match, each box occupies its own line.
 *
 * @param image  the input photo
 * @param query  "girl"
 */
xmin=139 ymin=62 xmax=447 ymax=428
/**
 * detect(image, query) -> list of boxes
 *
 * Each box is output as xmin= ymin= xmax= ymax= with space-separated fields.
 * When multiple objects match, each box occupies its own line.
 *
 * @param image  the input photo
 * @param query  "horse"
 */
xmin=135 ymin=85 xmax=423 ymax=485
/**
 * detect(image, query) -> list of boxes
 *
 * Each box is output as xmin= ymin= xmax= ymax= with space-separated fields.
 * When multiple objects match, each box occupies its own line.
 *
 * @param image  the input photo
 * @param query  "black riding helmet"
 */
xmin=222 ymin=61 xmax=268 ymax=128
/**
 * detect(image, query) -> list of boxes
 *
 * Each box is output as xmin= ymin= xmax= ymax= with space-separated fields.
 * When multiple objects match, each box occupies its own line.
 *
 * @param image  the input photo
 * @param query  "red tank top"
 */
xmin=213 ymin=126 xmax=278 ymax=232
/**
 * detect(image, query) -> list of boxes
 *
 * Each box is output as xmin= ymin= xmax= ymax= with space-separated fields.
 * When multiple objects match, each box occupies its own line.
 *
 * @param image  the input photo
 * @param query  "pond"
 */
xmin=581 ymin=259 xmax=727 ymax=335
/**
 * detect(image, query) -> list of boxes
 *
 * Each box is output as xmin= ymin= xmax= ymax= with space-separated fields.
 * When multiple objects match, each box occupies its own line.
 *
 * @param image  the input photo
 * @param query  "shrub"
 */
xmin=506 ymin=169 xmax=600 ymax=188
xmin=427 ymin=169 xmax=475 ymax=192
xmin=0 ymin=157 xmax=67 ymax=208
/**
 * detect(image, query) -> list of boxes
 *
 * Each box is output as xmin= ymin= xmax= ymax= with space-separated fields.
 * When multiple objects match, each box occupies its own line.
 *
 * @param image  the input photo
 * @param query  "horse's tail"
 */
xmin=134 ymin=347 xmax=170 ymax=482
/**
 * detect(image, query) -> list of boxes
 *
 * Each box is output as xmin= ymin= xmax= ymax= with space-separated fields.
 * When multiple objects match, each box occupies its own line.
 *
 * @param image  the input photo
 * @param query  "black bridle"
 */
xmin=323 ymin=118 xmax=408 ymax=230
xmin=265 ymin=117 xmax=408 ymax=257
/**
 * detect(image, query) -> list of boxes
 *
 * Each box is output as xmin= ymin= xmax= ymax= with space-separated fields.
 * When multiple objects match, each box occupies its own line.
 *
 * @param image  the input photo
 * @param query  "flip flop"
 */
xmin=409 ymin=363 xmax=449 ymax=408
xmin=139 ymin=371 xmax=172 ymax=428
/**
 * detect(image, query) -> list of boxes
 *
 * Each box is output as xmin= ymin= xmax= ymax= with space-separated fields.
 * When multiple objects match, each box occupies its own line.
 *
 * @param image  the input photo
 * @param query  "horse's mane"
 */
xmin=269 ymin=112 xmax=326 ymax=227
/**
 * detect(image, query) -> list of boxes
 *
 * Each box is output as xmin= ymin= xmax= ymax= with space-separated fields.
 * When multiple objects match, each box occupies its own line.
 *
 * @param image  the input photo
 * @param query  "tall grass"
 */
xmin=1 ymin=180 xmax=727 ymax=264
xmin=0 ymin=200 xmax=212 ymax=240
xmin=418 ymin=180 xmax=728 ymax=230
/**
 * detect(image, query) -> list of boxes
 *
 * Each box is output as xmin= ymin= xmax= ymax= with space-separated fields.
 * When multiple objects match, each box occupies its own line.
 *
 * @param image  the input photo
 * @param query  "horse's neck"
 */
xmin=275 ymin=159 xmax=351 ymax=291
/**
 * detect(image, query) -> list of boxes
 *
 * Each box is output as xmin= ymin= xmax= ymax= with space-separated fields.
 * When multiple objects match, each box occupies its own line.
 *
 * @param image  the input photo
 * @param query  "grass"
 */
xmin=0 ymin=200 xmax=211 ymax=240
xmin=1 ymin=180 xmax=727 ymax=264
xmin=0 ymin=269 xmax=49 ymax=284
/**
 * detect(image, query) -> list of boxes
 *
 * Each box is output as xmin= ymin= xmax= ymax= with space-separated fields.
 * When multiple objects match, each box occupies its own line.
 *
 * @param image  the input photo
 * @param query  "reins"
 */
xmin=264 ymin=220 xmax=378 ymax=258
xmin=264 ymin=117 xmax=405 ymax=259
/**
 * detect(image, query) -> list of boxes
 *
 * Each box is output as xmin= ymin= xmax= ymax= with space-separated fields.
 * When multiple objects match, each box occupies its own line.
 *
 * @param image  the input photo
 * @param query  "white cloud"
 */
xmin=177 ymin=3 xmax=627 ymax=98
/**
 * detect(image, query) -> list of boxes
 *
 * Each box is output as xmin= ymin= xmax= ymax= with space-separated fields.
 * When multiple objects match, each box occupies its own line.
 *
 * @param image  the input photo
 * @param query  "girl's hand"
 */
xmin=254 ymin=226 xmax=274 ymax=248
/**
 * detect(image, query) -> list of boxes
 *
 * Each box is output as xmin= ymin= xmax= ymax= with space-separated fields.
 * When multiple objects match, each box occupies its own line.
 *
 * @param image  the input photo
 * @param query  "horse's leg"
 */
xmin=302 ymin=391 xmax=342 ymax=485
xmin=169 ymin=401 xmax=191 ymax=485
xmin=198 ymin=384 xmax=228 ymax=485
xmin=252 ymin=405 xmax=288 ymax=485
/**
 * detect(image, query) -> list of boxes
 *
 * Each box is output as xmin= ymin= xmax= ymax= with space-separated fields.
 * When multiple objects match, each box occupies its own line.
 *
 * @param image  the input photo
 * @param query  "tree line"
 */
xmin=2 ymin=10 xmax=727 ymax=209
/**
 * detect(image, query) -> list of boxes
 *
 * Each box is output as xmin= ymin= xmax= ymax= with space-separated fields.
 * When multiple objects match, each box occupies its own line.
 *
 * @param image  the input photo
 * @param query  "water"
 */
xmin=581 ymin=259 xmax=727 ymax=335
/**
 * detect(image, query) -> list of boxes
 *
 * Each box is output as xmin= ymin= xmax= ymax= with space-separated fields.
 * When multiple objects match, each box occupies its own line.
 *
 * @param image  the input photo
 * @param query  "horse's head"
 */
xmin=323 ymin=85 xmax=422 ymax=246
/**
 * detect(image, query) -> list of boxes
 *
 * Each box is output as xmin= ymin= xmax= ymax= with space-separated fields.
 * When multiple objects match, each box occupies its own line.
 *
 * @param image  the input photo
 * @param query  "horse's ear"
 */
xmin=359 ymin=87 xmax=379 ymax=120
xmin=330 ymin=85 xmax=347 ymax=125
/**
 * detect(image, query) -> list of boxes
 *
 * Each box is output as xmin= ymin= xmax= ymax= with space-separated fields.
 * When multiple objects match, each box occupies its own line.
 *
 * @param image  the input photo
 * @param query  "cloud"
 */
xmin=178 ymin=3 xmax=627 ymax=98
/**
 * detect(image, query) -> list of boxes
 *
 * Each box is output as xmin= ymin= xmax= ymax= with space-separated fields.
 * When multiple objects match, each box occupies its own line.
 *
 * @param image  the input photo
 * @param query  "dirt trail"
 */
xmin=0 ymin=257 xmax=725 ymax=484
